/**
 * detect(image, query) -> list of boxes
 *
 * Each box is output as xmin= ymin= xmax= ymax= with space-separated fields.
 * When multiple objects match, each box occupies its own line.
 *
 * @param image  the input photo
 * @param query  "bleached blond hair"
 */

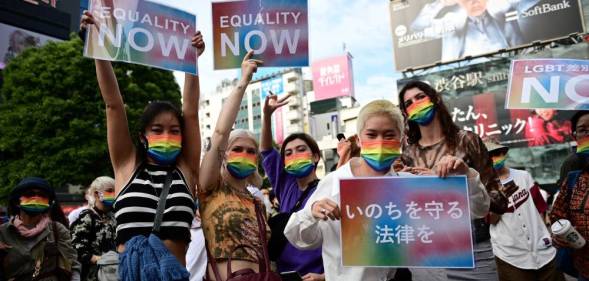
xmin=87 ymin=176 xmax=115 ymax=207
xmin=357 ymin=100 xmax=404 ymax=136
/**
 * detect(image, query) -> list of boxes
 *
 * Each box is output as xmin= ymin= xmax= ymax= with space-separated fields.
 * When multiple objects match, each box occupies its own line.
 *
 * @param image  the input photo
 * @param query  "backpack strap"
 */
xmin=152 ymin=169 xmax=173 ymax=235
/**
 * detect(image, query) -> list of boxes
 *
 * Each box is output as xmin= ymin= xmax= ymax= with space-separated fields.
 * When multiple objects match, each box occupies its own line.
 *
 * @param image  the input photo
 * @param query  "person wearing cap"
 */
xmin=0 ymin=176 xmax=81 ymax=281
xmin=551 ymin=110 xmax=589 ymax=281
xmin=485 ymin=141 xmax=563 ymax=281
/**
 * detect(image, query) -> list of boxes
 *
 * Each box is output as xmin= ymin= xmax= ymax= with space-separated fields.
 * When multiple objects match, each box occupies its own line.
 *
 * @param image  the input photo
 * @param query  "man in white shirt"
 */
xmin=485 ymin=141 xmax=564 ymax=281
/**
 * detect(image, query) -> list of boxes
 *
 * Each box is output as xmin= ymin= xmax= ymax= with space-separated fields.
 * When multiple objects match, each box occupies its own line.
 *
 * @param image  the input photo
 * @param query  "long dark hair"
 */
xmin=280 ymin=133 xmax=321 ymax=166
xmin=398 ymin=81 xmax=460 ymax=149
xmin=137 ymin=101 xmax=184 ymax=159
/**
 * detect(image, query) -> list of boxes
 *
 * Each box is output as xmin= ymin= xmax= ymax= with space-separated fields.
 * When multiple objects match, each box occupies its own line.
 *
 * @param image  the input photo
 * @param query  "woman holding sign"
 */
xmin=398 ymin=80 xmax=507 ymax=281
xmin=81 ymin=10 xmax=203 ymax=278
xmin=284 ymin=100 xmax=490 ymax=281
xmin=198 ymin=52 xmax=280 ymax=281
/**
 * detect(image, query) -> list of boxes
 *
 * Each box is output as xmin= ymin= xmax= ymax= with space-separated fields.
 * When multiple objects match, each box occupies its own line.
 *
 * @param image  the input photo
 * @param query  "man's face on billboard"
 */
xmin=456 ymin=0 xmax=488 ymax=17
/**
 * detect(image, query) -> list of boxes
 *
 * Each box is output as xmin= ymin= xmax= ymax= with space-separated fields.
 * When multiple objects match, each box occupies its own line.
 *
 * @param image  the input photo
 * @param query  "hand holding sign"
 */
xmin=435 ymin=155 xmax=469 ymax=178
xmin=311 ymin=198 xmax=341 ymax=221
xmin=192 ymin=31 xmax=205 ymax=57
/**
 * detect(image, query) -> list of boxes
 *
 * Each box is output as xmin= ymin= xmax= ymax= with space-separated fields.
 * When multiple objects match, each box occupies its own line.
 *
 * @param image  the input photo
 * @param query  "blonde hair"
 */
xmin=224 ymin=129 xmax=263 ymax=186
xmin=87 ymin=176 xmax=115 ymax=207
xmin=357 ymin=100 xmax=404 ymax=135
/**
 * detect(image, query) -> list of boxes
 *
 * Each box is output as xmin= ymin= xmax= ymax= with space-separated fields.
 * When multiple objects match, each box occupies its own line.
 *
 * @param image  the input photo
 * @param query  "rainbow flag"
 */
xmin=340 ymin=176 xmax=474 ymax=268
xmin=84 ymin=0 xmax=198 ymax=74
xmin=212 ymin=0 xmax=309 ymax=69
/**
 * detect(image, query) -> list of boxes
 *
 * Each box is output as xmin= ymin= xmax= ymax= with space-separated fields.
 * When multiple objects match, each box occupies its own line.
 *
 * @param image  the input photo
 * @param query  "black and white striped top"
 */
xmin=114 ymin=163 xmax=195 ymax=245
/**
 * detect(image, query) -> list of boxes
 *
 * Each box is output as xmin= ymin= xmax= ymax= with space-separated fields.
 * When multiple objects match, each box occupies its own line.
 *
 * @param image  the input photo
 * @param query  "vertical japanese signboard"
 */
xmin=340 ymin=176 xmax=474 ymax=268
xmin=311 ymin=54 xmax=354 ymax=101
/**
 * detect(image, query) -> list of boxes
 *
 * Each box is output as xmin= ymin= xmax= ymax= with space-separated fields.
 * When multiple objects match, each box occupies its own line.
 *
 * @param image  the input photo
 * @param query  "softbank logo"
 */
xmin=505 ymin=0 xmax=571 ymax=22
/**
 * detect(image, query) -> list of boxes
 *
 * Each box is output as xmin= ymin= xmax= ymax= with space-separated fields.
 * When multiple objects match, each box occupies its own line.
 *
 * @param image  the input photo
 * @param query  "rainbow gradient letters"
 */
xmin=84 ymin=0 xmax=198 ymax=74
xmin=339 ymin=176 xmax=474 ymax=268
xmin=507 ymin=59 xmax=589 ymax=110
xmin=212 ymin=0 xmax=309 ymax=69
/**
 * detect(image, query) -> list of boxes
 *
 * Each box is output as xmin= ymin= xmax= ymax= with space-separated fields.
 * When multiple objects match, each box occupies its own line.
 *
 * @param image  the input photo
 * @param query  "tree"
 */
xmin=0 ymin=35 xmax=181 ymax=198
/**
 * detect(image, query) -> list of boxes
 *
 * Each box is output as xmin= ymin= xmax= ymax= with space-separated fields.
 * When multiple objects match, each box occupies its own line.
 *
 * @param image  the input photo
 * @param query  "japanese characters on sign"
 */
xmin=507 ymin=59 xmax=589 ymax=110
xmin=311 ymin=54 xmax=354 ymax=101
xmin=398 ymin=59 xmax=574 ymax=147
xmin=340 ymin=176 xmax=474 ymax=268
xmin=84 ymin=0 xmax=198 ymax=74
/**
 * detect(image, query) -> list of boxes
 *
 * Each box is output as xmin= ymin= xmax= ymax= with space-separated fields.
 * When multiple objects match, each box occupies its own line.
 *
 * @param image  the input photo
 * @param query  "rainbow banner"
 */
xmin=84 ymin=0 xmax=198 ymax=74
xmin=340 ymin=176 xmax=474 ymax=268
xmin=212 ymin=0 xmax=309 ymax=70
xmin=506 ymin=59 xmax=589 ymax=110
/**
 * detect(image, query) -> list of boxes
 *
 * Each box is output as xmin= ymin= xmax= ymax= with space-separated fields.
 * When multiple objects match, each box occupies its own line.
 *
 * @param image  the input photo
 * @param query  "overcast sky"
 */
xmin=155 ymin=0 xmax=401 ymax=105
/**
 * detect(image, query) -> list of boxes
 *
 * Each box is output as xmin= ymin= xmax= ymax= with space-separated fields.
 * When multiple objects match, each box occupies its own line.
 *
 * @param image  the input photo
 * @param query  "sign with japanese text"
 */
xmin=389 ymin=0 xmax=584 ymax=71
xmin=311 ymin=54 xmax=354 ymax=101
xmin=398 ymin=59 xmax=573 ymax=147
xmin=507 ymin=59 xmax=589 ymax=110
xmin=84 ymin=0 xmax=198 ymax=74
xmin=212 ymin=0 xmax=309 ymax=69
xmin=340 ymin=176 xmax=474 ymax=268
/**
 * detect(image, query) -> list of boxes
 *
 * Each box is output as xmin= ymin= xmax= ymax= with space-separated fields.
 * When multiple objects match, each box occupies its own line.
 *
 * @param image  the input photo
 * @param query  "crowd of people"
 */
xmin=0 ymin=12 xmax=588 ymax=281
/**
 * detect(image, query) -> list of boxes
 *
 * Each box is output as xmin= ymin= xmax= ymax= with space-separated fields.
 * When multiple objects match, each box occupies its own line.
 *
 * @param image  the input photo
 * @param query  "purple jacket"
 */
xmin=261 ymin=149 xmax=324 ymax=275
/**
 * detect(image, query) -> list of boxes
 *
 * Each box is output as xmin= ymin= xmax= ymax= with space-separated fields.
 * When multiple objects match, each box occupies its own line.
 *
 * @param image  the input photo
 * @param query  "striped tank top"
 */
xmin=114 ymin=163 xmax=195 ymax=245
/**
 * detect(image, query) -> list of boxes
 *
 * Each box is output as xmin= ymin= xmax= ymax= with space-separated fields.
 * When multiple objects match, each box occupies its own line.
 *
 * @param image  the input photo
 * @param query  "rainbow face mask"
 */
xmin=407 ymin=98 xmax=435 ymax=126
xmin=576 ymin=136 xmax=589 ymax=156
xmin=492 ymin=155 xmax=507 ymax=170
xmin=360 ymin=140 xmax=401 ymax=172
xmin=99 ymin=191 xmax=115 ymax=207
xmin=19 ymin=196 xmax=50 ymax=214
xmin=146 ymin=134 xmax=182 ymax=166
xmin=226 ymin=152 xmax=257 ymax=179
xmin=284 ymin=152 xmax=315 ymax=178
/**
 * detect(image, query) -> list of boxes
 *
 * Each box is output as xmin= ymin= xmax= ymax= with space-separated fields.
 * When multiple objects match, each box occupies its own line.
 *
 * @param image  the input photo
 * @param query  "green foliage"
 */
xmin=0 ymin=36 xmax=181 ymax=198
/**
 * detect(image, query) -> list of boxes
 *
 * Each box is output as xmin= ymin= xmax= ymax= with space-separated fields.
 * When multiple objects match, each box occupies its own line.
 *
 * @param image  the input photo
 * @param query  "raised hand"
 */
xmin=80 ymin=10 xmax=97 ymax=31
xmin=263 ymin=91 xmax=289 ymax=116
xmin=192 ymin=31 xmax=205 ymax=57
xmin=241 ymin=50 xmax=264 ymax=82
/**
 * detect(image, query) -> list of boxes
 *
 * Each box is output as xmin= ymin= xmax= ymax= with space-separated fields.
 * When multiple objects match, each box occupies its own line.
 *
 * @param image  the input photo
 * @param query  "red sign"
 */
xmin=311 ymin=54 xmax=354 ymax=101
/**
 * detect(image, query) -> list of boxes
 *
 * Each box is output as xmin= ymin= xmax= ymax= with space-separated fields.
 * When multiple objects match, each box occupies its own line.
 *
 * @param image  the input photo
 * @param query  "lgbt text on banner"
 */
xmin=506 ymin=59 xmax=589 ymax=111
xmin=340 ymin=176 xmax=474 ymax=268
xmin=84 ymin=0 xmax=198 ymax=74
xmin=211 ymin=0 xmax=309 ymax=70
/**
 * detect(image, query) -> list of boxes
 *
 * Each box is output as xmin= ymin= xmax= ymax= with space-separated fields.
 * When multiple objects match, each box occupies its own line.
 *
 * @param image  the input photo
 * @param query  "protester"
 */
xmin=399 ymin=80 xmax=507 ymax=280
xmin=260 ymin=93 xmax=324 ymax=279
xmin=556 ymin=111 xmax=589 ymax=189
xmin=68 ymin=188 xmax=91 ymax=227
xmin=0 ymin=177 xmax=81 ymax=281
xmin=285 ymin=100 xmax=490 ymax=281
xmin=81 ymin=10 xmax=203 ymax=280
xmin=550 ymin=110 xmax=589 ymax=281
xmin=484 ymin=141 xmax=564 ymax=281
xmin=336 ymin=134 xmax=360 ymax=169
xmin=70 ymin=176 xmax=117 ymax=281
xmin=199 ymin=51 xmax=278 ymax=281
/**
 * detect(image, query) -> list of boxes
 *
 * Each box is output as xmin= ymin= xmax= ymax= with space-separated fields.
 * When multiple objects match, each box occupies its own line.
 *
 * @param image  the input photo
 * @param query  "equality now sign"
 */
xmin=340 ymin=176 xmax=474 ymax=268
xmin=506 ymin=59 xmax=589 ymax=110
xmin=212 ymin=0 xmax=309 ymax=69
xmin=84 ymin=0 xmax=198 ymax=74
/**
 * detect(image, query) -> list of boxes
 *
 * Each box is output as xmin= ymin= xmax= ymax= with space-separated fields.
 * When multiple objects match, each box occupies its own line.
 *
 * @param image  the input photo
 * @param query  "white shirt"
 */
xmin=284 ymin=163 xmax=490 ymax=281
xmin=490 ymin=168 xmax=556 ymax=270
xmin=186 ymin=217 xmax=207 ymax=281
xmin=67 ymin=205 xmax=88 ymax=226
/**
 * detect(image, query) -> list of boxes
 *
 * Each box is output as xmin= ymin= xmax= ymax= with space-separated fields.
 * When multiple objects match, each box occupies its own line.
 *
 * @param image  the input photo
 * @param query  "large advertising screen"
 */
xmin=389 ymin=0 xmax=585 ymax=71
xmin=0 ymin=22 xmax=61 ymax=69
xmin=311 ymin=54 xmax=355 ymax=101
xmin=397 ymin=58 xmax=574 ymax=147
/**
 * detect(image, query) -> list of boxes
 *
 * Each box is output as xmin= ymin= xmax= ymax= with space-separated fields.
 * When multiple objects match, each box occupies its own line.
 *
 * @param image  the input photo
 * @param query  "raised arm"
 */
xmin=199 ymin=51 xmax=263 ymax=192
xmin=260 ymin=92 xmax=289 ymax=151
xmin=178 ymin=32 xmax=205 ymax=194
xmin=82 ymin=11 xmax=135 ymax=188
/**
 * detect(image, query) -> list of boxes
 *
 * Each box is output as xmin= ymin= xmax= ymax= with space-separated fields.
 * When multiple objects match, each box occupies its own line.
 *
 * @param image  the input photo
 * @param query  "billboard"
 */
xmin=397 ymin=58 xmax=574 ymax=147
xmin=389 ymin=0 xmax=585 ymax=71
xmin=211 ymin=0 xmax=309 ymax=70
xmin=0 ymin=22 xmax=61 ymax=69
xmin=311 ymin=53 xmax=355 ymax=101
xmin=507 ymin=58 xmax=589 ymax=110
